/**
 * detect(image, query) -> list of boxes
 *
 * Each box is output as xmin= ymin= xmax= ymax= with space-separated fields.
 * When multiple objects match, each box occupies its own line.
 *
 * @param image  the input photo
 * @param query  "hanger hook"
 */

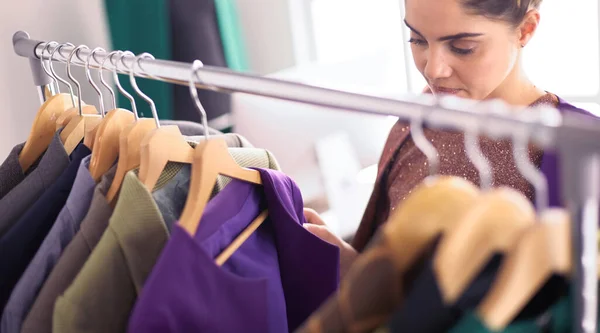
xmin=190 ymin=60 xmax=210 ymax=139
xmin=464 ymin=112 xmax=493 ymax=190
xmin=410 ymin=108 xmax=439 ymax=176
xmin=98 ymin=50 xmax=117 ymax=111
xmin=49 ymin=42 xmax=76 ymax=107
xmin=512 ymin=115 xmax=549 ymax=212
xmin=129 ymin=52 xmax=159 ymax=127
xmin=86 ymin=47 xmax=106 ymax=117
xmin=66 ymin=45 xmax=89 ymax=116
xmin=114 ymin=51 xmax=138 ymax=117
xmin=40 ymin=41 xmax=59 ymax=93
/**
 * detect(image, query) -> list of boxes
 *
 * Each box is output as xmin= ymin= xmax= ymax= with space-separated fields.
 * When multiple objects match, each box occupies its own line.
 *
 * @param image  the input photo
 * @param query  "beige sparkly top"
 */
xmin=352 ymin=93 xmax=559 ymax=251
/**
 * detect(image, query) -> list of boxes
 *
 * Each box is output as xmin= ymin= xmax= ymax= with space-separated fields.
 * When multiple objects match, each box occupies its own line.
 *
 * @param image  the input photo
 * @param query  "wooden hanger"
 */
xmin=55 ymin=103 xmax=91 ymax=130
xmin=106 ymin=118 xmax=158 ymax=204
xmin=433 ymin=187 xmax=536 ymax=304
xmin=179 ymin=60 xmax=264 ymax=239
xmin=60 ymin=106 xmax=102 ymax=154
xmin=88 ymin=108 xmax=135 ymax=181
xmin=19 ymin=93 xmax=74 ymax=172
xmin=179 ymin=138 xmax=263 ymax=237
xmin=380 ymin=176 xmax=480 ymax=271
xmin=477 ymin=209 xmax=571 ymax=330
xmin=18 ymin=42 xmax=76 ymax=171
xmin=215 ymin=209 xmax=269 ymax=266
xmin=137 ymin=125 xmax=194 ymax=191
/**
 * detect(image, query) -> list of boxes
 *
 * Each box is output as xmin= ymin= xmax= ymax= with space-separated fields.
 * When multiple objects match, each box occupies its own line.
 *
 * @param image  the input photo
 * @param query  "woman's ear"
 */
xmin=518 ymin=9 xmax=541 ymax=47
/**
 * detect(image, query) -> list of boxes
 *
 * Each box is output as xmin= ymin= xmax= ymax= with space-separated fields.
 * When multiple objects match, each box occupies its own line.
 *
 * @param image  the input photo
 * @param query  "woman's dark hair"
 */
xmin=461 ymin=0 xmax=543 ymax=27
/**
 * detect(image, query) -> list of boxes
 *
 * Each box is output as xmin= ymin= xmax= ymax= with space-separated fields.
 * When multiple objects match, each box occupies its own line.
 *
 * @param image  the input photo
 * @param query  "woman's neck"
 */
xmin=486 ymin=64 xmax=546 ymax=106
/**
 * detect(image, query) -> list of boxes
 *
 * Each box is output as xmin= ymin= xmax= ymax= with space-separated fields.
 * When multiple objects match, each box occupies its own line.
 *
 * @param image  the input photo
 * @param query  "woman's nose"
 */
xmin=423 ymin=48 xmax=452 ymax=81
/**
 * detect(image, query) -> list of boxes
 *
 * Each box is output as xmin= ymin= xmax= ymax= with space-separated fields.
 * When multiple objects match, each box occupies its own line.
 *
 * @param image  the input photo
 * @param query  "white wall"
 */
xmin=235 ymin=0 xmax=297 ymax=75
xmin=0 ymin=0 xmax=110 ymax=158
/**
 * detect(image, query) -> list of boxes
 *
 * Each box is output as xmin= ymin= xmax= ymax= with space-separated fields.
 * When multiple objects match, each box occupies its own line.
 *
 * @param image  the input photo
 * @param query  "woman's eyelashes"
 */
xmin=408 ymin=38 xmax=427 ymax=46
xmin=450 ymin=45 xmax=475 ymax=55
xmin=409 ymin=36 xmax=476 ymax=56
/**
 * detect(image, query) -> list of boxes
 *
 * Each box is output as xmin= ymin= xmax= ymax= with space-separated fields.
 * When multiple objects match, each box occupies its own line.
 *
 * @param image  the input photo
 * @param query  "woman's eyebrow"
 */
xmin=404 ymin=20 xmax=484 ymax=41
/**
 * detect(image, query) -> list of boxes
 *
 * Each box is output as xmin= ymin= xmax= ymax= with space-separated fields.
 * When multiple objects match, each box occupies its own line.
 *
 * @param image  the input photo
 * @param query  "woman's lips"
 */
xmin=432 ymin=86 xmax=461 ymax=95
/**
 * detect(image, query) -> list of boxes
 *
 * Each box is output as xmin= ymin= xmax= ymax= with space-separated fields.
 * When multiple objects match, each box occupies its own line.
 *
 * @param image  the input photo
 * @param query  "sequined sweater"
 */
xmin=352 ymin=93 xmax=559 ymax=251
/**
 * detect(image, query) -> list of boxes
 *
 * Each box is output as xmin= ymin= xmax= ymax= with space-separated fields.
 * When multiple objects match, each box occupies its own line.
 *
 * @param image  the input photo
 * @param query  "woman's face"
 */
xmin=405 ymin=0 xmax=521 ymax=100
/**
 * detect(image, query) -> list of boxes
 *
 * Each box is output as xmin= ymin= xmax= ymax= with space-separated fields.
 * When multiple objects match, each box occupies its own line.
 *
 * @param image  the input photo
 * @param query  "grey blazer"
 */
xmin=0 ymin=132 xmax=69 ymax=238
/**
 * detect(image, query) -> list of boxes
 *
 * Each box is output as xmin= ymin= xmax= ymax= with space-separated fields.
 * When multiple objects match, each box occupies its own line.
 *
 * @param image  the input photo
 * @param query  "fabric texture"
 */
xmin=0 ymin=143 xmax=28 ymax=200
xmin=0 ymin=144 xmax=90 ymax=313
xmin=21 ymin=165 xmax=118 ymax=333
xmin=352 ymin=94 xmax=597 ymax=252
xmin=215 ymin=0 xmax=249 ymax=71
xmin=104 ymin=0 xmax=172 ymax=120
xmin=0 ymin=132 xmax=69 ymax=238
xmin=1 ymin=156 xmax=95 ymax=333
xmin=170 ymin=0 xmax=231 ymax=124
xmin=53 ymin=150 xmax=281 ymax=333
xmin=128 ymin=168 xmax=339 ymax=333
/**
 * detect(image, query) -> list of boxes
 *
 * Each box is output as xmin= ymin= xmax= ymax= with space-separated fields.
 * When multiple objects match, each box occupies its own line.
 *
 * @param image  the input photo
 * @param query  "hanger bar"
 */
xmin=14 ymin=31 xmax=600 ymax=148
xmin=12 ymin=31 xmax=600 ymax=333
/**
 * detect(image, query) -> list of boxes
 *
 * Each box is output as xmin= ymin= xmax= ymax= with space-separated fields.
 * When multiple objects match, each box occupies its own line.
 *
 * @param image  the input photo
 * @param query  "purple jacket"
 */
xmin=128 ymin=168 xmax=340 ymax=333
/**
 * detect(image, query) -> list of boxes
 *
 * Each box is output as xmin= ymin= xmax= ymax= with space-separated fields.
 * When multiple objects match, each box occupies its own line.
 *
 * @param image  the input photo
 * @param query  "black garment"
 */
xmin=170 ymin=0 xmax=231 ymax=124
xmin=0 ymin=144 xmax=91 ymax=312
xmin=388 ymin=252 xmax=504 ymax=333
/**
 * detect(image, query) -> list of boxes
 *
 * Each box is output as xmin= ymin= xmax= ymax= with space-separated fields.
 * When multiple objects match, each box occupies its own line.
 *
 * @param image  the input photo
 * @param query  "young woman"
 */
xmin=303 ymin=0 xmax=595 ymax=277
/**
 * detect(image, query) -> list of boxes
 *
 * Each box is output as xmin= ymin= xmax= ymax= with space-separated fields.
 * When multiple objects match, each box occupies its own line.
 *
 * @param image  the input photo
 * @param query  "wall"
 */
xmin=234 ymin=0 xmax=297 ymax=75
xmin=0 ymin=0 xmax=110 ymax=158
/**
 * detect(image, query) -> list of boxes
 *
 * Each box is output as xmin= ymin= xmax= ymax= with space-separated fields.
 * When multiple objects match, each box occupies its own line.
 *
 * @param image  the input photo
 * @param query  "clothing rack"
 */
xmin=12 ymin=30 xmax=600 ymax=333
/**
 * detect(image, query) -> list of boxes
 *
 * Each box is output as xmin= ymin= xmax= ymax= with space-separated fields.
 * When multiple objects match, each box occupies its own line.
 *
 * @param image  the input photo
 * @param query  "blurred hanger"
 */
xmin=179 ymin=61 xmax=264 ymax=261
xmin=54 ymin=43 xmax=93 ymax=130
xmin=98 ymin=50 xmax=117 ymax=112
xmin=478 ymin=109 xmax=572 ymax=330
xmin=381 ymin=103 xmax=480 ymax=275
xmin=107 ymin=52 xmax=179 ymax=203
xmin=88 ymin=51 xmax=135 ymax=181
xmin=60 ymin=45 xmax=102 ymax=154
xmin=176 ymin=61 xmax=266 ymax=265
xmin=81 ymin=48 xmax=109 ymax=149
xmin=137 ymin=53 xmax=194 ymax=191
xmin=433 ymin=102 xmax=536 ymax=304
xmin=19 ymin=42 xmax=77 ymax=172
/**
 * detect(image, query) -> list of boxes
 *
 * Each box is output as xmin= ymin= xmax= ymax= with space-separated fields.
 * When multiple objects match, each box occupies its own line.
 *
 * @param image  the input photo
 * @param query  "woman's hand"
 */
xmin=303 ymin=208 xmax=358 ymax=278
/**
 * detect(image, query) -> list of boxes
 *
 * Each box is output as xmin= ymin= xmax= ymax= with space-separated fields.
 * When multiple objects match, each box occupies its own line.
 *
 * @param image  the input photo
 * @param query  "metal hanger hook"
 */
xmin=410 ymin=107 xmax=439 ymax=176
xmin=113 ymin=51 xmax=138 ymax=118
xmin=66 ymin=45 xmax=89 ymax=116
xmin=40 ymin=41 xmax=59 ymax=92
xmin=512 ymin=114 xmax=549 ymax=212
xmin=86 ymin=47 xmax=106 ymax=117
xmin=49 ymin=42 xmax=76 ymax=107
xmin=129 ymin=52 xmax=159 ymax=127
xmin=98 ymin=50 xmax=117 ymax=111
xmin=464 ymin=111 xmax=493 ymax=190
xmin=190 ymin=60 xmax=210 ymax=139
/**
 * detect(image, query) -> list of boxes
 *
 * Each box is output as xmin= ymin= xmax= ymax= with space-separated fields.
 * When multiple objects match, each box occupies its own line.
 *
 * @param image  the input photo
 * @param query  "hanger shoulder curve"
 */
xmin=138 ymin=125 xmax=193 ymax=192
xmin=433 ymin=187 xmax=536 ymax=304
xmin=179 ymin=138 xmax=263 ymax=237
xmin=381 ymin=176 xmax=480 ymax=271
xmin=88 ymin=108 xmax=135 ymax=181
xmin=60 ymin=105 xmax=99 ymax=155
xmin=477 ymin=209 xmax=571 ymax=330
xmin=55 ymin=101 xmax=89 ymax=130
xmin=82 ymin=115 xmax=104 ymax=150
xmin=106 ymin=118 xmax=157 ymax=204
xmin=19 ymin=93 xmax=73 ymax=172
